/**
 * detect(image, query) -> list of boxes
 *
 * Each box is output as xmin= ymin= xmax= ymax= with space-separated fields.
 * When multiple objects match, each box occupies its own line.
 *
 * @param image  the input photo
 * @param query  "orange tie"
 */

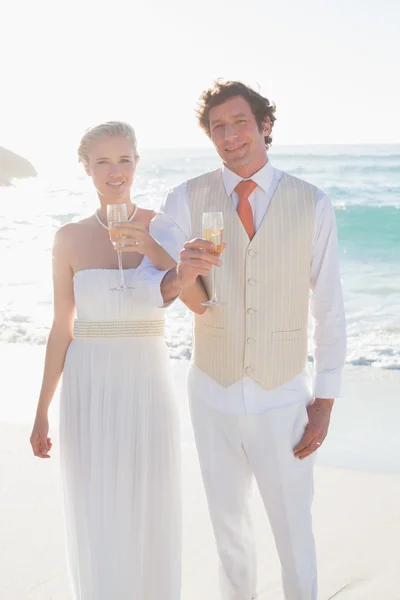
xmin=235 ymin=179 xmax=257 ymax=239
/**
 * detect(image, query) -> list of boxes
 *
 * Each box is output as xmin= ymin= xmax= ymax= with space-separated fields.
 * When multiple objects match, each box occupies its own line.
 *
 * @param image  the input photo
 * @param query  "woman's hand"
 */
xmin=111 ymin=222 xmax=155 ymax=256
xmin=110 ymin=222 xmax=176 ymax=270
xmin=30 ymin=413 xmax=52 ymax=459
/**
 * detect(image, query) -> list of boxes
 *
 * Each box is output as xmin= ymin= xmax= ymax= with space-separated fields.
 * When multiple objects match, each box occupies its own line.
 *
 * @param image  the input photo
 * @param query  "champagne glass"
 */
xmin=107 ymin=204 xmax=133 ymax=292
xmin=201 ymin=212 xmax=227 ymax=307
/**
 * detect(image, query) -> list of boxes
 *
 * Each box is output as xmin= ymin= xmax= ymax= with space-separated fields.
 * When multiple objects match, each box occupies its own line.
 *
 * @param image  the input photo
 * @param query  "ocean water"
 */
xmin=1 ymin=145 xmax=399 ymax=371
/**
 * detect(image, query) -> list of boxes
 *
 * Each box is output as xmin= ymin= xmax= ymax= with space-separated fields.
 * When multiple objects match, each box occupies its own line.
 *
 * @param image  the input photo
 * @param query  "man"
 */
xmin=158 ymin=80 xmax=346 ymax=600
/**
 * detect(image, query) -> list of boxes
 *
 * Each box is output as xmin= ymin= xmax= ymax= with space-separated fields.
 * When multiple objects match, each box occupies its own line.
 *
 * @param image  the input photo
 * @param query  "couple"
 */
xmin=30 ymin=80 xmax=346 ymax=600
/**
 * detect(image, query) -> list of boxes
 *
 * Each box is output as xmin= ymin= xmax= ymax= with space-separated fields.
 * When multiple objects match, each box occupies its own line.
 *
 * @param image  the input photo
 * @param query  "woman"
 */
xmin=30 ymin=122 xmax=180 ymax=600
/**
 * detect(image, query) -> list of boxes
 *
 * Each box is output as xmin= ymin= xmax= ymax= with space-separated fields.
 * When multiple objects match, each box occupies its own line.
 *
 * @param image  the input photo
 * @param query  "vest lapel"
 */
xmin=249 ymin=172 xmax=288 ymax=245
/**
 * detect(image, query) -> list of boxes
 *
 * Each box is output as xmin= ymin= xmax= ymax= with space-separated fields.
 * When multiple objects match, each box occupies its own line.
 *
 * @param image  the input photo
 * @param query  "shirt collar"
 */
xmin=221 ymin=159 xmax=274 ymax=197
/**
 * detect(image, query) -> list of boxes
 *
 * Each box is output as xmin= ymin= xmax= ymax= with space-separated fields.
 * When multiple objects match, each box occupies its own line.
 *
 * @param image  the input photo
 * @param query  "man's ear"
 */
xmin=262 ymin=116 xmax=271 ymax=137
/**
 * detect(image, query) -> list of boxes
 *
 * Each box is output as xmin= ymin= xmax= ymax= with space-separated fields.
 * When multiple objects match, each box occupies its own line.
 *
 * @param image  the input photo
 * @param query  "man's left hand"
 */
xmin=293 ymin=398 xmax=334 ymax=460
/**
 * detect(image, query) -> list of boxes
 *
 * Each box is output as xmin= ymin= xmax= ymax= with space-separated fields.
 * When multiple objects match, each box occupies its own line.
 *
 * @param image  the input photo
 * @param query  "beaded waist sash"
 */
xmin=73 ymin=320 xmax=165 ymax=339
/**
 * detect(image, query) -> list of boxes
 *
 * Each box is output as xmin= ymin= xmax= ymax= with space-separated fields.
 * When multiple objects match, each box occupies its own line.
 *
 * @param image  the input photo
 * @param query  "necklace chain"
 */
xmin=95 ymin=204 xmax=138 ymax=230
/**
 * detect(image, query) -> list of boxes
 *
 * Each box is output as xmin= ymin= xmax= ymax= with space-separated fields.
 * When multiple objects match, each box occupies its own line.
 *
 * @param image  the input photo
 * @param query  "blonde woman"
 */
xmin=30 ymin=122 xmax=181 ymax=600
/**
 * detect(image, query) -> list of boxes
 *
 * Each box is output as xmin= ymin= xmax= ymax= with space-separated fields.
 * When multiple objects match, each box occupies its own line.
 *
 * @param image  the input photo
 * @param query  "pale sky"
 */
xmin=2 ymin=0 xmax=399 ymax=166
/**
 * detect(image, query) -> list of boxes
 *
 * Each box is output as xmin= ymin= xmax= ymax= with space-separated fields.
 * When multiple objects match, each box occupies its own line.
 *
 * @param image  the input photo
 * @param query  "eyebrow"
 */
xmin=95 ymin=155 xmax=132 ymax=161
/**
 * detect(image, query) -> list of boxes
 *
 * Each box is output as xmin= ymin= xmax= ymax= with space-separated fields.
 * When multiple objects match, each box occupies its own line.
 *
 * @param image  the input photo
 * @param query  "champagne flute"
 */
xmin=201 ymin=212 xmax=227 ymax=307
xmin=107 ymin=204 xmax=133 ymax=292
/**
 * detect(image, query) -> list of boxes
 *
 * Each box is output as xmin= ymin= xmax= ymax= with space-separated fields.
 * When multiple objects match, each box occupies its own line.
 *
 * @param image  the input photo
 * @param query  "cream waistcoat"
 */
xmin=188 ymin=168 xmax=316 ymax=390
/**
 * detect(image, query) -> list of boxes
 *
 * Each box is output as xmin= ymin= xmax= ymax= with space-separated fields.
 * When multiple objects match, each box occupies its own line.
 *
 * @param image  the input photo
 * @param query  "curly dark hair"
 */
xmin=196 ymin=80 xmax=277 ymax=147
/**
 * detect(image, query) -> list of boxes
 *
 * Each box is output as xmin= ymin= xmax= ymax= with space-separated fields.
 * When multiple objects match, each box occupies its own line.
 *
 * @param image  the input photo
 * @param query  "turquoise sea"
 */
xmin=1 ymin=145 xmax=399 ymax=371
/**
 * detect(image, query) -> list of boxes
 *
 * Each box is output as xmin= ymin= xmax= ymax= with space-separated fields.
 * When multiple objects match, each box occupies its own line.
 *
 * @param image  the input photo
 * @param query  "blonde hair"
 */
xmin=78 ymin=121 xmax=138 ymax=163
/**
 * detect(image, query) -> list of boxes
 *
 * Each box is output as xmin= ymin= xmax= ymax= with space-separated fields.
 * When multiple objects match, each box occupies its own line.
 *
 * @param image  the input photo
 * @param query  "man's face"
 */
xmin=209 ymin=95 xmax=270 ymax=175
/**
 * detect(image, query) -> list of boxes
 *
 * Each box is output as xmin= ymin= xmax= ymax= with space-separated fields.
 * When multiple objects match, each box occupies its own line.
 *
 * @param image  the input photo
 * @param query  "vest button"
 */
xmin=245 ymin=366 xmax=253 ymax=375
xmin=248 ymin=278 xmax=256 ymax=285
xmin=247 ymin=337 xmax=255 ymax=344
xmin=247 ymin=308 xmax=255 ymax=315
xmin=248 ymin=249 xmax=256 ymax=256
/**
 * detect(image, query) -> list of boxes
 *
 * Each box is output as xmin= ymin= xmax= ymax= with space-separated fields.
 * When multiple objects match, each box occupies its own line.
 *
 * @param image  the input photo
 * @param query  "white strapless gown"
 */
xmin=60 ymin=268 xmax=181 ymax=600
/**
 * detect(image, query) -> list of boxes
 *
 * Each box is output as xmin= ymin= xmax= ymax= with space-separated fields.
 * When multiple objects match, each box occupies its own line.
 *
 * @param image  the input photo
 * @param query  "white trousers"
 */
xmin=189 ymin=393 xmax=317 ymax=600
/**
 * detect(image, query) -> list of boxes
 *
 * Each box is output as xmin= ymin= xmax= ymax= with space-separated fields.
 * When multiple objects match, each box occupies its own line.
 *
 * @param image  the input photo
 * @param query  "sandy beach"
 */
xmin=1 ymin=345 xmax=400 ymax=599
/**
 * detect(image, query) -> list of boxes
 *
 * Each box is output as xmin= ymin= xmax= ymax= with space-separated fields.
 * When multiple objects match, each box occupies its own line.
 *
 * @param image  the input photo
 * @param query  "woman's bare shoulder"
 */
xmin=55 ymin=217 xmax=95 ymax=244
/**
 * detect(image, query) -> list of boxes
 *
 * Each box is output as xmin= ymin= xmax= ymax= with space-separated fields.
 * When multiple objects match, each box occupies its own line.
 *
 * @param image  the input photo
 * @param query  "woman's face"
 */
xmin=84 ymin=135 xmax=138 ymax=203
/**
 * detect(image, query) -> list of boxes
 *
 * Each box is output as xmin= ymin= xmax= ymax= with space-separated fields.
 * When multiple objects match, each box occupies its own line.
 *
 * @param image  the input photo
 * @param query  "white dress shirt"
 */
xmin=149 ymin=160 xmax=346 ymax=415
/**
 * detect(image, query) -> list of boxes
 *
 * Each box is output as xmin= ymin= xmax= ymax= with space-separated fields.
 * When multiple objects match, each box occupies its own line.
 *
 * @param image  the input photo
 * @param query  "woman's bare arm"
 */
xmin=160 ymin=269 xmax=208 ymax=314
xmin=144 ymin=237 xmax=177 ymax=270
xmin=30 ymin=226 xmax=76 ymax=457
xmin=114 ymin=218 xmax=177 ymax=270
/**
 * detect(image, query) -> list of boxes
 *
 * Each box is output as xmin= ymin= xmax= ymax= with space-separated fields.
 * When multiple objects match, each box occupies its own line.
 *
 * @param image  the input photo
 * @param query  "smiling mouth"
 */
xmin=225 ymin=143 xmax=246 ymax=153
xmin=107 ymin=181 xmax=124 ymax=186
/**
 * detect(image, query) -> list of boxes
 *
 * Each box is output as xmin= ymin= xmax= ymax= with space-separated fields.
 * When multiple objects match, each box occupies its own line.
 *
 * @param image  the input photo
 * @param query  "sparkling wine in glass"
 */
xmin=201 ymin=212 xmax=227 ymax=307
xmin=107 ymin=204 xmax=133 ymax=292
